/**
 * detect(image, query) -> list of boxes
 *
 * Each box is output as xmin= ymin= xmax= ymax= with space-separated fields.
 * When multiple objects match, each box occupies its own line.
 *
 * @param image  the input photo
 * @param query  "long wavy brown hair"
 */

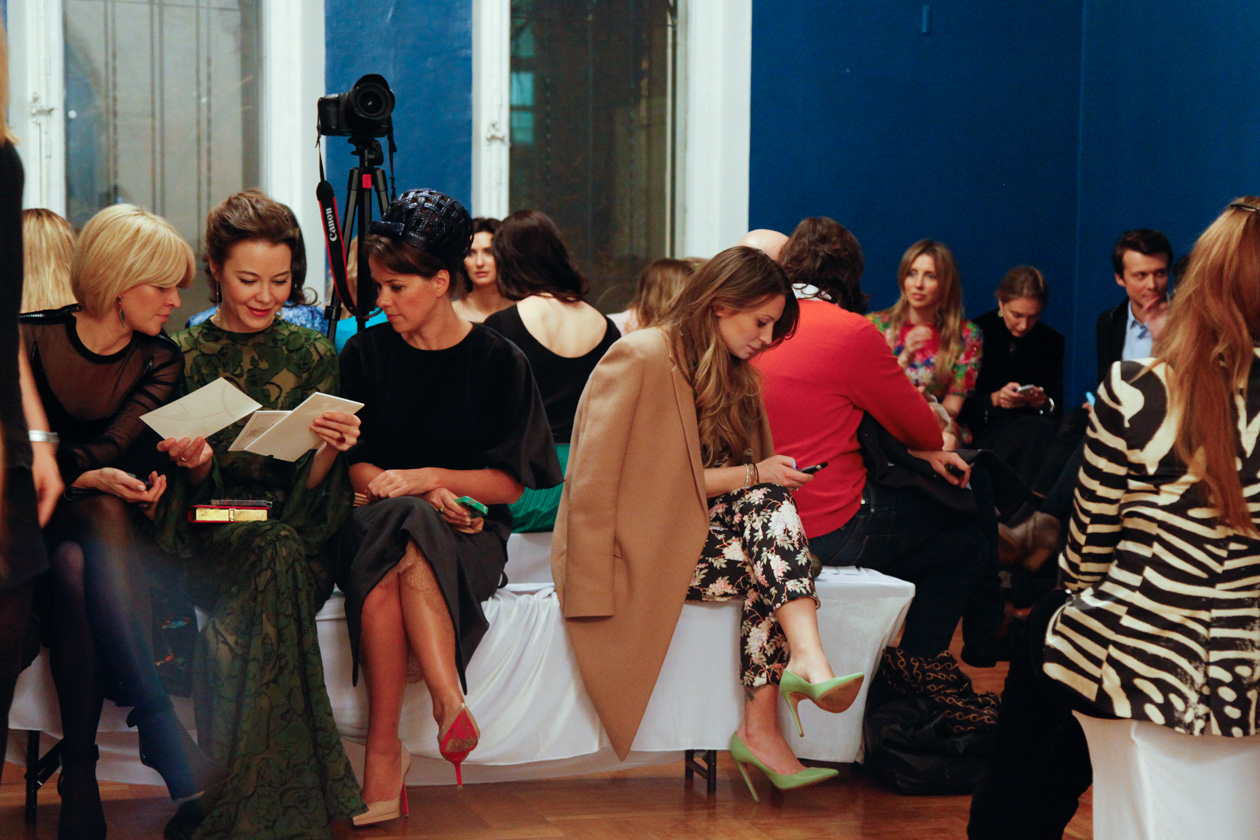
xmin=875 ymin=240 xmax=966 ymax=390
xmin=1157 ymin=197 xmax=1260 ymax=534
xmin=659 ymin=246 xmax=798 ymax=467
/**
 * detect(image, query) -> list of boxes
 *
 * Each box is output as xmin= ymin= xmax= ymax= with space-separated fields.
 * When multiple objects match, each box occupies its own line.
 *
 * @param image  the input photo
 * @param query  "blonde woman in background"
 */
xmin=610 ymin=257 xmax=697 ymax=334
xmin=868 ymin=240 xmax=982 ymax=446
xmin=21 ymin=208 xmax=76 ymax=313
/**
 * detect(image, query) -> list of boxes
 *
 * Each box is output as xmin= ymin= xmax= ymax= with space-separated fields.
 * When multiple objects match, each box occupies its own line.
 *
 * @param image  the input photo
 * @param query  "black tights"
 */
xmin=44 ymin=494 xmax=166 ymax=753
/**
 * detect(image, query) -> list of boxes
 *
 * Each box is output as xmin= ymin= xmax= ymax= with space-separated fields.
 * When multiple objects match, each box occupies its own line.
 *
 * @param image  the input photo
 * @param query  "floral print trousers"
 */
xmin=686 ymin=483 xmax=819 ymax=688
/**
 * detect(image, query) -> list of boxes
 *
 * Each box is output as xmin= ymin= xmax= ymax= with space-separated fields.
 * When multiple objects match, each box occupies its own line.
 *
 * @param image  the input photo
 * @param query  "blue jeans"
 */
xmin=809 ymin=466 xmax=1000 ymax=656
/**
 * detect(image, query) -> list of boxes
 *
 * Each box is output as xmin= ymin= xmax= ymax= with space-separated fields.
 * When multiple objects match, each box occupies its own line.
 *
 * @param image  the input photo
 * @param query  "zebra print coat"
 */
xmin=1043 ymin=356 xmax=1260 ymax=737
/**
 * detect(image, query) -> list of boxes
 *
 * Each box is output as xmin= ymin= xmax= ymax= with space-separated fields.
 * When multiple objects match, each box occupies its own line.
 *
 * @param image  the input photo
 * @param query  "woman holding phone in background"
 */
xmin=336 ymin=189 xmax=560 ymax=825
xmin=961 ymin=266 xmax=1063 ymax=490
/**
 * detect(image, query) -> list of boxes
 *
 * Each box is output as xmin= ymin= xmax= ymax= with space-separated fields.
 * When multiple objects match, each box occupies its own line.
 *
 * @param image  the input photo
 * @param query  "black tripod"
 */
xmin=319 ymin=135 xmax=395 ymax=337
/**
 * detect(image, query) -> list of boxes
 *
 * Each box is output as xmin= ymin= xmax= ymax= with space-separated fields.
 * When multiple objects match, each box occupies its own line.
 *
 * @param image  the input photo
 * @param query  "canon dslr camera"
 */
xmin=318 ymin=73 xmax=395 ymax=139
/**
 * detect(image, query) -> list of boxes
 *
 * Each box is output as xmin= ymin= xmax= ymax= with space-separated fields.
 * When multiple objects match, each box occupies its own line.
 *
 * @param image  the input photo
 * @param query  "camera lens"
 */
xmin=350 ymin=79 xmax=393 ymax=121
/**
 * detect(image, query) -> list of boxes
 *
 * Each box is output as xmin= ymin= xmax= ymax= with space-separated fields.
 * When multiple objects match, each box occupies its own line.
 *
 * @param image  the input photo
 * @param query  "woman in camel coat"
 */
xmin=552 ymin=246 xmax=863 ymax=801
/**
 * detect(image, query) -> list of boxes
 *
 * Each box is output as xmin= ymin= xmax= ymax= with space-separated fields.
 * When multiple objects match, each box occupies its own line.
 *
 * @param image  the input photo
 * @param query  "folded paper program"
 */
xmin=244 ymin=392 xmax=364 ymax=461
xmin=140 ymin=377 xmax=261 ymax=441
xmin=141 ymin=379 xmax=364 ymax=462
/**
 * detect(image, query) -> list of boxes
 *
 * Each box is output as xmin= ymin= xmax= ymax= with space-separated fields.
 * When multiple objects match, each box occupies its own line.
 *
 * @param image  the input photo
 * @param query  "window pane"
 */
xmin=64 ymin=0 xmax=261 ymax=322
xmin=509 ymin=0 xmax=676 ymax=311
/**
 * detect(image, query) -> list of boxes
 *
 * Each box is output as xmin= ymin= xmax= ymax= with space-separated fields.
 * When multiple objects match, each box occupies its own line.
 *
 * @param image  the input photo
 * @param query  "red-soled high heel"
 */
xmin=438 ymin=705 xmax=480 ymax=787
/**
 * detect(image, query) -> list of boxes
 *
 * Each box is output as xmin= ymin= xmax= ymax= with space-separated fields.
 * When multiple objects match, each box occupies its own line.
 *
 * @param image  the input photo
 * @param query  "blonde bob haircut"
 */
xmin=71 ymin=204 xmax=195 ymax=317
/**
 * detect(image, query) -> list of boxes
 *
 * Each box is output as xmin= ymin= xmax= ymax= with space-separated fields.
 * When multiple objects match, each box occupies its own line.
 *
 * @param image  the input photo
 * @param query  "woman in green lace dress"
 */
xmin=153 ymin=191 xmax=364 ymax=839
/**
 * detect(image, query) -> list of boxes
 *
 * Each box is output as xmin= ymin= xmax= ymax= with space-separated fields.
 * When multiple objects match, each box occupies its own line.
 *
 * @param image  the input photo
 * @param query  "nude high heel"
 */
xmin=438 ymin=704 xmax=480 ymax=787
xmin=351 ymin=743 xmax=411 ymax=828
xmin=778 ymin=671 xmax=865 ymax=737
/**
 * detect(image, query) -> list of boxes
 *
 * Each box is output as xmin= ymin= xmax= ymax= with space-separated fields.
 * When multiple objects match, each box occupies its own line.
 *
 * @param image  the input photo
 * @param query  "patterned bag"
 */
xmin=862 ymin=647 xmax=999 ymax=795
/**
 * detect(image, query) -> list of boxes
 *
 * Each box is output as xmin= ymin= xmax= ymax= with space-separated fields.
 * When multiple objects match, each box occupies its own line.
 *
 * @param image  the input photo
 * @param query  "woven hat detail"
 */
xmin=369 ymin=188 xmax=473 ymax=272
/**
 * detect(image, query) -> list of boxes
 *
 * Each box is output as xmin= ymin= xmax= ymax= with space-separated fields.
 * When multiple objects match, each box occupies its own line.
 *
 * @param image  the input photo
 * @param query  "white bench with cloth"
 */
xmin=9 ymin=531 xmax=912 ymax=793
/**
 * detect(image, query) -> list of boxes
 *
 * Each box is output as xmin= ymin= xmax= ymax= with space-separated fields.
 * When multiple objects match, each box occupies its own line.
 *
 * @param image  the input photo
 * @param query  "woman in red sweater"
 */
xmin=754 ymin=217 xmax=1001 ymax=659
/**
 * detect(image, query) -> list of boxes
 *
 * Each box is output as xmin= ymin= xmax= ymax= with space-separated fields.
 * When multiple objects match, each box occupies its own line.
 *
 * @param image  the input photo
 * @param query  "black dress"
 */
xmin=482 ymin=304 xmax=618 ymax=443
xmin=0 ymin=143 xmax=46 ymax=592
xmin=335 ymin=323 xmax=562 ymax=687
xmin=961 ymin=310 xmax=1065 ymax=490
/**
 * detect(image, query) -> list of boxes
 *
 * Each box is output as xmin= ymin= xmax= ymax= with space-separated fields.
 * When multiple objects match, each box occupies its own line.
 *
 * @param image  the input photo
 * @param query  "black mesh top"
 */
xmin=20 ymin=307 xmax=184 ymax=485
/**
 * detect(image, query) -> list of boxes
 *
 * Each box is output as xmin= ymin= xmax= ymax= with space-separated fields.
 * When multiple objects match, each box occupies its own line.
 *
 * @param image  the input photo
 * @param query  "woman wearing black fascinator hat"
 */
xmin=335 ymin=188 xmax=562 ymax=825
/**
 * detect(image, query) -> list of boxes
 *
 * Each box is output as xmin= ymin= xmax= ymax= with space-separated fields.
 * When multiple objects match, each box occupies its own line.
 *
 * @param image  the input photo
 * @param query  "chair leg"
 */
xmin=24 ymin=730 xmax=63 ymax=825
xmin=683 ymin=748 xmax=718 ymax=795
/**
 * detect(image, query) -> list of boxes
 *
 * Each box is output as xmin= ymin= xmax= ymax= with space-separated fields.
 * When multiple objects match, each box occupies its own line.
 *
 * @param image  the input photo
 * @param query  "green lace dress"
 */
xmin=153 ymin=319 xmax=364 ymax=839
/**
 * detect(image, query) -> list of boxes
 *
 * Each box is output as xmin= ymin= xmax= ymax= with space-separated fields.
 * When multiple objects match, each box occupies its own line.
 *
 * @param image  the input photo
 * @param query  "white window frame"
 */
xmin=9 ymin=0 xmax=327 ymax=299
xmin=470 ymin=0 xmax=751 ymax=258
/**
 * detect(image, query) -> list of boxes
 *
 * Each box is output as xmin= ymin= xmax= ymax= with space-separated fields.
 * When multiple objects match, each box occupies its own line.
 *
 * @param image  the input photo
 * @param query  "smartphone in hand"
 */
xmin=799 ymin=462 xmax=829 ymax=474
xmin=455 ymin=496 xmax=488 ymax=518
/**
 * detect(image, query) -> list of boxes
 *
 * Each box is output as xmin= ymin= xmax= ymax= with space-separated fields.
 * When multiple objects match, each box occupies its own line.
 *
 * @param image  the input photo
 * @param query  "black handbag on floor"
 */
xmin=862 ymin=647 xmax=999 ymax=795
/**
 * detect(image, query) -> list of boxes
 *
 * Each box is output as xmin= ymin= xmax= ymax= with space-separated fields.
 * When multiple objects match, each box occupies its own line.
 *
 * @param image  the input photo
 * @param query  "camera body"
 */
xmin=318 ymin=73 xmax=395 ymax=139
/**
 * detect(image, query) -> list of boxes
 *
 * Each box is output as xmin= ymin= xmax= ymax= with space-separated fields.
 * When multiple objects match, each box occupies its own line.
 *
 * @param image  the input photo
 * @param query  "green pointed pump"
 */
xmin=778 ymin=671 xmax=865 ymax=737
xmin=729 ymin=733 xmax=839 ymax=802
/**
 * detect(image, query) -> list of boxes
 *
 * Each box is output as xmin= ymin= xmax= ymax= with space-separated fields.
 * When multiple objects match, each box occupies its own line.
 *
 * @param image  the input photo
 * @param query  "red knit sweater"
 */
xmin=754 ymin=300 xmax=943 ymax=537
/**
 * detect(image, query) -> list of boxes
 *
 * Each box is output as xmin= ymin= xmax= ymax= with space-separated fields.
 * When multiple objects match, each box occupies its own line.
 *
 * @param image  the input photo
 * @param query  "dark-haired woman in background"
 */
xmin=453 ymin=217 xmax=511 ymax=323
xmin=961 ymin=266 xmax=1063 ymax=492
xmin=484 ymin=209 xmax=618 ymax=531
xmin=153 ymin=189 xmax=364 ymax=839
xmin=337 ymin=189 xmax=560 ymax=825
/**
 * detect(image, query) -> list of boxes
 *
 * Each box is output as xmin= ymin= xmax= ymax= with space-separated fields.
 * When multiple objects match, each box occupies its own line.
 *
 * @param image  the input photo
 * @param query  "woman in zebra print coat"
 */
xmin=969 ymin=197 xmax=1260 ymax=839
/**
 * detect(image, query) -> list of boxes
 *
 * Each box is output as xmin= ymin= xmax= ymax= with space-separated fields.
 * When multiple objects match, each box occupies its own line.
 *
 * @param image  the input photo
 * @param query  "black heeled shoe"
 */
xmin=57 ymin=745 xmax=106 ymax=840
xmin=127 ymin=697 xmax=229 ymax=801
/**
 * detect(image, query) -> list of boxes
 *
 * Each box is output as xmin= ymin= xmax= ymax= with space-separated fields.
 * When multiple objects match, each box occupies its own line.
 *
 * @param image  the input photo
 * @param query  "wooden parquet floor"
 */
xmin=0 ymin=631 xmax=1092 ymax=839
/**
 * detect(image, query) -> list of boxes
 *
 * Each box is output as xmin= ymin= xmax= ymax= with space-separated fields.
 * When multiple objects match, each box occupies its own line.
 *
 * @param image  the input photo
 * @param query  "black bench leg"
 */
xmin=24 ymin=730 xmax=63 ymax=825
xmin=683 ymin=748 xmax=718 ymax=795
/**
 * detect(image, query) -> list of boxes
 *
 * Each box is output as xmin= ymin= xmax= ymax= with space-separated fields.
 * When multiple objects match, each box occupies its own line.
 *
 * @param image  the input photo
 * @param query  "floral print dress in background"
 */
xmin=152 ymin=318 xmax=363 ymax=839
xmin=866 ymin=313 xmax=983 ymax=402
xmin=686 ymin=483 xmax=819 ymax=688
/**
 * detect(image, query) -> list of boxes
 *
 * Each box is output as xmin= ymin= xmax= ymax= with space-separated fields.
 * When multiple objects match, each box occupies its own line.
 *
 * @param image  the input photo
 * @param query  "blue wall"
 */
xmin=751 ymin=1 xmax=1260 ymax=402
xmin=324 ymin=0 xmax=473 ymax=207
xmin=1074 ymin=0 xmax=1260 ymax=399
xmin=750 ymin=1 xmax=1084 ymax=357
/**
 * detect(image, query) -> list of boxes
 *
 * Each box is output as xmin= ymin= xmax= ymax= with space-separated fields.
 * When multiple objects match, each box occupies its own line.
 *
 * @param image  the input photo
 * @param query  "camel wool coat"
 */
xmin=551 ymin=327 xmax=774 ymax=759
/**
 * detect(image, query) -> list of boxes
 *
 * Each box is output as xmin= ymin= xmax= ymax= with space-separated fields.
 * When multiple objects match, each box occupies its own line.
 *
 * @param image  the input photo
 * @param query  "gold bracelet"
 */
xmin=752 ymin=462 xmax=760 ymax=485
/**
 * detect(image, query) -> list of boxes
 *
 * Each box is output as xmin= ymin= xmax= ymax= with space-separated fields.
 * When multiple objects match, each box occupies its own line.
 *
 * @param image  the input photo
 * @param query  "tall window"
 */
xmin=63 ymin=0 xmax=262 ymax=316
xmin=508 ymin=0 xmax=677 ymax=311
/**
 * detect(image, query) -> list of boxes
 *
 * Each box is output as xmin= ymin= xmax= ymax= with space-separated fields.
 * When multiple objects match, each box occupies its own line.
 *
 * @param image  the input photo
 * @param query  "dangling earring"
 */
xmin=117 ymin=299 xmax=126 ymax=326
